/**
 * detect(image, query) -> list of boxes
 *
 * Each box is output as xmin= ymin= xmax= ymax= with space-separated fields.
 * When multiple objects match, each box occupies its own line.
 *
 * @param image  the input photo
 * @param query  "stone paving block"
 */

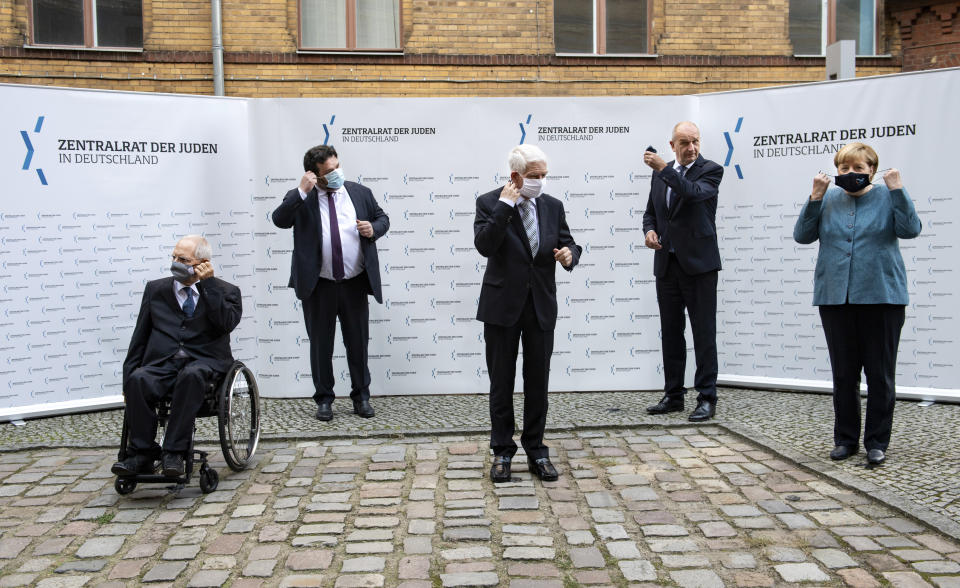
xmin=345 ymin=541 xmax=394 ymax=554
xmin=286 ymin=550 xmax=334 ymax=571
xmin=661 ymin=554 xmax=711 ymax=568
xmin=76 ymin=535 xmax=125 ymax=558
xmin=812 ymin=548 xmax=859 ymax=568
xmin=699 ymin=521 xmax=736 ymax=537
xmin=565 ymin=530 xmax=595 ymax=545
xmin=188 ymin=570 xmax=231 ymax=587
xmin=642 ymin=524 xmax=688 ymax=536
xmin=1 ymin=573 xmax=39 ymax=587
xmin=244 ymin=559 xmax=278 ymax=577
xmin=404 ymin=537 xmax=433 ymax=554
xmin=499 ymin=497 xmax=539 ymax=510
xmin=774 ymin=562 xmax=830 ymax=583
xmin=163 ymin=544 xmax=202 ymax=560
xmin=334 ymin=574 xmax=385 ymax=588
xmin=722 ymin=552 xmax=757 ymax=569
xmin=648 ymin=539 xmax=700 ymax=553
xmin=506 ymin=581 xmax=563 ymax=588
xmin=35 ymin=578 xmax=93 ymax=588
xmin=836 ymin=568 xmax=882 ymax=588
xmin=882 ymin=571 xmax=937 ymax=587
xmin=569 ymin=547 xmax=605 ymax=568
xmin=507 ymin=563 xmax=560 ymax=577
xmin=143 ymin=561 xmax=188 ymax=582
xmin=439 ymin=572 xmax=499 ymax=587
xmin=618 ymin=560 xmax=657 ymax=582
xmin=444 ymin=527 xmax=491 ymax=541
xmin=398 ymin=556 xmax=430 ymax=579
xmin=893 ymin=549 xmax=944 ymax=562
xmin=502 ymin=547 xmax=555 ymax=560
xmin=607 ymin=541 xmax=643 ymax=560
xmin=670 ymin=569 xmax=725 ymax=588
xmin=342 ymin=557 xmax=386 ymax=573
xmin=55 ymin=558 xmax=108 ymax=573
xmin=0 ymin=538 xmax=32 ymax=559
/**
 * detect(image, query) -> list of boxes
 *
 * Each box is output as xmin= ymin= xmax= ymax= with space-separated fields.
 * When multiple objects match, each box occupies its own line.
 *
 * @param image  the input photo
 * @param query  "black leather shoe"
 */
xmin=161 ymin=452 xmax=185 ymax=477
xmin=353 ymin=399 xmax=375 ymax=418
xmin=688 ymin=400 xmax=716 ymax=422
xmin=829 ymin=445 xmax=859 ymax=460
xmin=111 ymin=454 xmax=155 ymax=476
xmin=647 ymin=396 xmax=684 ymax=415
xmin=315 ymin=401 xmax=333 ymax=421
xmin=490 ymin=455 xmax=512 ymax=483
xmin=528 ymin=457 xmax=559 ymax=482
xmin=867 ymin=449 xmax=885 ymax=465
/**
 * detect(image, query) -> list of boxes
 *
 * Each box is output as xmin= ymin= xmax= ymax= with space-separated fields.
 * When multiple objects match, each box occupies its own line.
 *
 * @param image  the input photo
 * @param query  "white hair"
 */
xmin=508 ymin=144 xmax=548 ymax=175
xmin=182 ymin=235 xmax=213 ymax=260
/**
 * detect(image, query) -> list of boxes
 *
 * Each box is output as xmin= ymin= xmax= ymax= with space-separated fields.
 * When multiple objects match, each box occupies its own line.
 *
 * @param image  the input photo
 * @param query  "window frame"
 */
xmin=554 ymin=0 xmax=654 ymax=57
xmin=791 ymin=0 xmax=881 ymax=57
xmin=297 ymin=0 xmax=403 ymax=53
xmin=27 ymin=0 xmax=143 ymax=50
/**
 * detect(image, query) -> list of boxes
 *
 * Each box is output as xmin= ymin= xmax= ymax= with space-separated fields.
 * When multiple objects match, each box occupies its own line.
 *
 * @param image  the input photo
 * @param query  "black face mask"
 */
xmin=835 ymin=172 xmax=870 ymax=193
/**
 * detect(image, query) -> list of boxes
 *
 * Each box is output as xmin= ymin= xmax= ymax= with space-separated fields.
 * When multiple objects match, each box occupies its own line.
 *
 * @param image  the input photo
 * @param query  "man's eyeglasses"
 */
xmin=172 ymin=255 xmax=197 ymax=265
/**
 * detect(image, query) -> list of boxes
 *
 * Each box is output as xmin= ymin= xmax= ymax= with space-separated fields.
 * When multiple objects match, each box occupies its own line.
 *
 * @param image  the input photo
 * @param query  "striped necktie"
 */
xmin=519 ymin=199 xmax=538 ymax=255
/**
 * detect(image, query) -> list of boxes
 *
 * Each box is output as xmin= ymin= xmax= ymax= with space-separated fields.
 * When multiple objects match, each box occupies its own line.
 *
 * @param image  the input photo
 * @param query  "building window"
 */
xmin=301 ymin=0 xmax=401 ymax=51
xmin=790 ymin=0 xmax=878 ymax=56
xmin=555 ymin=0 xmax=649 ymax=55
xmin=32 ymin=0 xmax=142 ymax=48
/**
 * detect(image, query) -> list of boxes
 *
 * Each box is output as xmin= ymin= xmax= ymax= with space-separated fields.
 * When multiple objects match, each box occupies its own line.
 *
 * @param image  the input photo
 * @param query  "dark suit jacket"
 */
xmin=122 ymin=276 xmax=242 ymax=386
xmin=642 ymin=154 xmax=723 ymax=277
xmin=474 ymin=190 xmax=582 ymax=331
xmin=272 ymin=181 xmax=389 ymax=303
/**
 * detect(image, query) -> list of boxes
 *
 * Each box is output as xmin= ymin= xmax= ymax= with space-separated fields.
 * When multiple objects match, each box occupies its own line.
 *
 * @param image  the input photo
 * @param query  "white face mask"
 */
xmin=519 ymin=177 xmax=545 ymax=199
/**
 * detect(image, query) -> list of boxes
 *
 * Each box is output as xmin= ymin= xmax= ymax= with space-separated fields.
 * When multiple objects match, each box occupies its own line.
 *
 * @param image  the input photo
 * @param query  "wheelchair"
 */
xmin=114 ymin=361 xmax=261 ymax=495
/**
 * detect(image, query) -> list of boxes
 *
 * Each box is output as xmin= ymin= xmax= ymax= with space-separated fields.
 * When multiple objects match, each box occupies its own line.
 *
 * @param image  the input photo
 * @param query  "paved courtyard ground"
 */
xmin=0 ymin=389 xmax=958 ymax=587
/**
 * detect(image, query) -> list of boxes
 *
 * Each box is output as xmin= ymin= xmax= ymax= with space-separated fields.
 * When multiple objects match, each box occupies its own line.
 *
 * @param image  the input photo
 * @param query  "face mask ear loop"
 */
xmin=871 ymin=168 xmax=891 ymax=184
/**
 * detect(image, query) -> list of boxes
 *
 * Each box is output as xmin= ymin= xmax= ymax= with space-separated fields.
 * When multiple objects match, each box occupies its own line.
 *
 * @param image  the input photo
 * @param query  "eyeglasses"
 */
xmin=172 ymin=254 xmax=197 ymax=264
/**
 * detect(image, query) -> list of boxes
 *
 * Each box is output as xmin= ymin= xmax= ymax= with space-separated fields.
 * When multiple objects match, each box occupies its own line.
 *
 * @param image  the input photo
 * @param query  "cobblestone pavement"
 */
xmin=2 ymin=427 xmax=960 ymax=587
xmin=2 ymin=388 xmax=958 ymax=530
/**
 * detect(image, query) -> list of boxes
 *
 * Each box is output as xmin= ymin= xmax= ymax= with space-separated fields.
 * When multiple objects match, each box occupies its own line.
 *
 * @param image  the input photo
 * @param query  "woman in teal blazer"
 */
xmin=793 ymin=142 xmax=921 ymax=466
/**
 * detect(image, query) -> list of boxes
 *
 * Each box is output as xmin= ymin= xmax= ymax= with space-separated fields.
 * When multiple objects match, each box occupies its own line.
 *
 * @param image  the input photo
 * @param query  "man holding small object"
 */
xmin=273 ymin=145 xmax=390 ymax=422
xmin=114 ymin=235 xmax=242 ymax=478
xmin=475 ymin=144 xmax=582 ymax=483
xmin=642 ymin=121 xmax=724 ymax=422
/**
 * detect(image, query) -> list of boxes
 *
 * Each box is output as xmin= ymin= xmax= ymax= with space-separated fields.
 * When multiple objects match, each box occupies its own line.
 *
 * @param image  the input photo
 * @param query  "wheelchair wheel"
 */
xmin=218 ymin=362 xmax=261 ymax=472
xmin=198 ymin=465 xmax=219 ymax=494
xmin=115 ymin=478 xmax=137 ymax=495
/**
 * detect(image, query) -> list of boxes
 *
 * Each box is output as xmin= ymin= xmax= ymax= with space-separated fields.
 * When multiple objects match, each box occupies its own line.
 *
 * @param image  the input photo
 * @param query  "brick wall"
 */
xmin=892 ymin=1 xmax=960 ymax=71
xmin=0 ymin=0 xmax=911 ymax=97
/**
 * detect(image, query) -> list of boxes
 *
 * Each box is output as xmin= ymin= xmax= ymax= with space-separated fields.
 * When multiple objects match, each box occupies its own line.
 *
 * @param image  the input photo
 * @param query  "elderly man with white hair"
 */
xmin=474 ymin=145 xmax=582 ymax=483
xmin=113 ymin=235 xmax=242 ymax=479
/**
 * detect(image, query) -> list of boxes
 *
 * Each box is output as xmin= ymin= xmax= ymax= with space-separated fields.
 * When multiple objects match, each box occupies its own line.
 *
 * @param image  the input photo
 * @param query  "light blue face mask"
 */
xmin=323 ymin=168 xmax=345 ymax=190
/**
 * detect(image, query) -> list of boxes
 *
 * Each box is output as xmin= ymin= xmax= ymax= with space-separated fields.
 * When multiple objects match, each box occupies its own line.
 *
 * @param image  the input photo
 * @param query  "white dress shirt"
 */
xmin=299 ymin=186 xmax=364 ymax=280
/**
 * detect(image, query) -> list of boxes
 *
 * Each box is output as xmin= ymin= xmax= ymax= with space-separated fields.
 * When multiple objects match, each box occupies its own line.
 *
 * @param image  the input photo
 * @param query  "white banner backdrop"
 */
xmin=2 ymin=68 xmax=958 ymax=418
xmin=1 ymin=85 xmax=255 ymax=418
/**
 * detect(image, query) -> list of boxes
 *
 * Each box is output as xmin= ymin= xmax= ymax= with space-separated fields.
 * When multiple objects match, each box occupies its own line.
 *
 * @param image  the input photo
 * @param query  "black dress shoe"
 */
xmin=490 ymin=455 xmax=512 ymax=483
xmin=867 ymin=449 xmax=885 ymax=465
xmin=688 ymin=400 xmax=716 ymax=422
xmin=161 ymin=452 xmax=185 ymax=477
xmin=353 ymin=399 xmax=375 ymax=418
xmin=647 ymin=396 xmax=684 ymax=415
xmin=111 ymin=454 xmax=155 ymax=476
xmin=528 ymin=457 xmax=559 ymax=482
xmin=315 ymin=401 xmax=333 ymax=421
xmin=829 ymin=445 xmax=858 ymax=460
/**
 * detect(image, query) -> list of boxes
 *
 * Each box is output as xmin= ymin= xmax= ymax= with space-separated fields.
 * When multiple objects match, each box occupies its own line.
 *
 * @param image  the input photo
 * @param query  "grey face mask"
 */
xmin=170 ymin=261 xmax=195 ymax=284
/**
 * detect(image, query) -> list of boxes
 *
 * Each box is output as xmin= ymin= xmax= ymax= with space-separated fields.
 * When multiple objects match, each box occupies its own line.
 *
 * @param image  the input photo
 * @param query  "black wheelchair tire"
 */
xmin=217 ymin=362 xmax=261 ymax=472
xmin=198 ymin=465 xmax=219 ymax=493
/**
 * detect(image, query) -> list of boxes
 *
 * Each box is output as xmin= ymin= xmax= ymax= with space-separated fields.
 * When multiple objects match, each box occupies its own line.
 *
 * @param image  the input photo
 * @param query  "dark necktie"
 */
xmin=182 ymin=287 xmax=195 ymax=317
xmin=666 ymin=165 xmax=687 ymax=208
xmin=327 ymin=191 xmax=345 ymax=281
xmin=519 ymin=199 xmax=539 ymax=255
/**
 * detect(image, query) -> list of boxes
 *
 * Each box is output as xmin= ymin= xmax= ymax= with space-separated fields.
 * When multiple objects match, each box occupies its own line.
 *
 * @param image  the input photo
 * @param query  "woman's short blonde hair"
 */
xmin=834 ymin=142 xmax=879 ymax=178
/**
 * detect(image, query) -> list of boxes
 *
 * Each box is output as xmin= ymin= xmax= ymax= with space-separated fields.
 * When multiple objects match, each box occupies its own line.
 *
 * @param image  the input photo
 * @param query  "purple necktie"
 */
xmin=327 ymin=192 xmax=345 ymax=280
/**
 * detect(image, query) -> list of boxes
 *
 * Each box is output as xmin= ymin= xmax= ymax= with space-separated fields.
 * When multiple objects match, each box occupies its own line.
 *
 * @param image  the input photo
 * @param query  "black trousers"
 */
xmin=484 ymin=293 xmax=553 ymax=460
xmin=819 ymin=304 xmax=905 ymax=451
xmin=125 ymin=357 xmax=220 ymax=455
xmin=302 ymin=274 xmax=371 ymax=406
xmin=656 ymin=254 xmax=718 ymax=402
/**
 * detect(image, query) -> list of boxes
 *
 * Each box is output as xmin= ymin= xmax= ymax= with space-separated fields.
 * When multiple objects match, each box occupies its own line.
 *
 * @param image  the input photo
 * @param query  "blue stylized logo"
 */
xmin=323 ymin=115 xmax=336 ymax=145
xmin=21 ymin=115 xmax=47 ymax=185
xmin=723 ymin=116 xmax=744 ymax=179
xmin=519 ymin=114 xmax=532 ymax=144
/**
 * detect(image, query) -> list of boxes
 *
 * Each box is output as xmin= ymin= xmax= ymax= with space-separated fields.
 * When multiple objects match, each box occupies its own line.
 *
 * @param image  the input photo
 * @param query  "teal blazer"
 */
xmin=793 ymin=184 xmax=921 ymax=306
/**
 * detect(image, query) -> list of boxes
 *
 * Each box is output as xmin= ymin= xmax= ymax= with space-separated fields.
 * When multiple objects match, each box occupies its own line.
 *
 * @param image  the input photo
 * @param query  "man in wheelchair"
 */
xmin=112 ymin=235 xmax=242 ymax=479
